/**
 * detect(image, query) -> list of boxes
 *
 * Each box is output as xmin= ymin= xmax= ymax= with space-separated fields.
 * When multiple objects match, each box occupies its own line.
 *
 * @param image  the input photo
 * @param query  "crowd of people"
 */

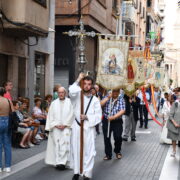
xmin=0 ymin=77 xmax=180 ymax=180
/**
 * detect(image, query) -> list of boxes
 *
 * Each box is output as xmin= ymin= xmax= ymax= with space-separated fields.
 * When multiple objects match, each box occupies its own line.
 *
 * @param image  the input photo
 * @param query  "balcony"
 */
xmin=122 ymin=1 xmax=136 ymax=22
xmin=0 ymin=0 xmax=49 ymax=37
xmin=55 ymin=0 xmax=117 ymax=33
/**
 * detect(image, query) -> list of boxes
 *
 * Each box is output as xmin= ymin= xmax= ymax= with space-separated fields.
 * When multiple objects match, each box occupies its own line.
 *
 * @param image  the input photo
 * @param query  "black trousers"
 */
xmin=102 ymin=118 xmax=123 ymax=158
xmin=139 ymin=105 xmax=148 ymax=127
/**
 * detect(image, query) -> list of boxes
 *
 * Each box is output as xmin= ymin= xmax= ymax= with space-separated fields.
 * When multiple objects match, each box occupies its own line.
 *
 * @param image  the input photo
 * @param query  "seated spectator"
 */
xmin=12 ymin=101 xmax=33 ymax=149
xmin=19 ymin=100 xmax=40 ymax=145
xmin=33 ymin=98 xmax=47 ymax=140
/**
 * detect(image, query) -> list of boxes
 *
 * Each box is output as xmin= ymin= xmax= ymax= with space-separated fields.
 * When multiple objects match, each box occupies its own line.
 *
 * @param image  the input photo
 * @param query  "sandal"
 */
xmin=103 ymin=156 xmax=112 ymax=160
xmin=19 ymin=145 xmax=29 ymax=149
xmin=116 ymin=153 xmax=122 ymax=159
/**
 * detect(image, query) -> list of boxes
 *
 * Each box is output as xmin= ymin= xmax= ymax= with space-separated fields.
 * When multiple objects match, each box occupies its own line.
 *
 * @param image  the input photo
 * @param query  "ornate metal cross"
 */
xmin=63 ymin=18 xmax=96 ymax=72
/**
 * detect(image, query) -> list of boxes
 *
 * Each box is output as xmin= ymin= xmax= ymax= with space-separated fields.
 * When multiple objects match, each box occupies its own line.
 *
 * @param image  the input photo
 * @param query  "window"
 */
xmin=34 ymin=53 xmax=46 ymax=98
xmin=139 ymin=2 xmax=142 ymax=14
xmin=147 ymin=0 xmax=151 ymax=7
xmin=112 ymin=0 xmax=118 ymax=13
xmin=33 ymin=0 xmax=47 ymax=8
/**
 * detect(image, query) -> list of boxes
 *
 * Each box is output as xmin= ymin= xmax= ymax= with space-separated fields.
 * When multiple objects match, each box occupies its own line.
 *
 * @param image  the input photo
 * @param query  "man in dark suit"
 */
xmin=123 ymin=94 xmax=140 ymax=141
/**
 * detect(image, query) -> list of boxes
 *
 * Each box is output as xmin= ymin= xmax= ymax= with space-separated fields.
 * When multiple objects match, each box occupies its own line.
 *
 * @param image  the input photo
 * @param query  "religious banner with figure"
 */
xmin=96 ymin=37 xmax=129 ymax=90
xmin=144 ymin=59 xmax=156 ymax=85
xmin=124 ymin=50 xmax=145 ymax=96
xmin=153 ymin=67 xmax=165 ymax=88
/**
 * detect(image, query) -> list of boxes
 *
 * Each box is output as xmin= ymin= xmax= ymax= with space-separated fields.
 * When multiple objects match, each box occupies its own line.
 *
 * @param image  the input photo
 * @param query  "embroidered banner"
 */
xmin=144 ymin=59 xmax=156 ymax=85
xmin=153 ymin=67 xmax=165 ymax=88
xmin=124 ymin=50 xmax=145 ymax=96
xmin=96 ymin=37 xmax=129 ymax=90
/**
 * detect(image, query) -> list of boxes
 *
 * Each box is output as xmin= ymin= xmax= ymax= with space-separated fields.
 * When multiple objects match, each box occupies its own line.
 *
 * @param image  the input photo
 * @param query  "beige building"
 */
xmin=162 ymin=0 xmax=180 ymax=87
xmin=55 ymin=0 xmax=121 ymax=88
xmin=0 ymin=0 xmax=55 ymax=109
xmin=122 ymin=0 xmax=147 ymax=48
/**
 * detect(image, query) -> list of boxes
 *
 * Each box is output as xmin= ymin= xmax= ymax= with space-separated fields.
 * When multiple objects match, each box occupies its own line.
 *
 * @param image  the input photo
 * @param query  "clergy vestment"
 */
xmin=69 ymin=82 xmax=102 ymax=178
xmin=45 ymin=97 xmax=74 ymax=166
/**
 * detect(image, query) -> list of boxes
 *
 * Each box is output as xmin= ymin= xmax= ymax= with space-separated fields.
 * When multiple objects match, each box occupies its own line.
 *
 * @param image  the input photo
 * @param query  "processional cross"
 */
xmin=63 ymin=18 xmax=96 ymax=174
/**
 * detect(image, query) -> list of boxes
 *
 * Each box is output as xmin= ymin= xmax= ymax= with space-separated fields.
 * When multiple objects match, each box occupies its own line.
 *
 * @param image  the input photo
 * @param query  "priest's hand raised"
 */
xmin=76 ymin=73 xmax=85 ymax=83
xmin=80 ymin=114 xmax=88 ymax=121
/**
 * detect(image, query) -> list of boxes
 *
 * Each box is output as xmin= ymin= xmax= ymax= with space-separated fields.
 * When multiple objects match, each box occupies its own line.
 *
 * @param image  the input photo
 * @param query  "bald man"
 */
xmin=45 ymin=87 xmax=74 ymax=170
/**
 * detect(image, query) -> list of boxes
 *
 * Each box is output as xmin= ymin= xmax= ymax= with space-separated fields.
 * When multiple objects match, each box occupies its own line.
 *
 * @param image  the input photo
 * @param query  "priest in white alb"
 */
xmin=45 ymin=87 xmax=74 ymax=170
xmin=69 ymin=73 xmax=102 ymax=180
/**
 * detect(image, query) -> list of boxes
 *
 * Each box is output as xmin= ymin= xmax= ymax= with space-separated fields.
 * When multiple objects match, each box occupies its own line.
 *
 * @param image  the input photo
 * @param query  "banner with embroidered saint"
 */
xmin=96 ymin=37 xmax=129 ymax=90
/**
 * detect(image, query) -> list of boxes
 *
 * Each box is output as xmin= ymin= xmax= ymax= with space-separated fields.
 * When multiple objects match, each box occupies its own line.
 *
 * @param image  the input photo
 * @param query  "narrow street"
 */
xmin=1 ymin=120 xmax=179 ymax=180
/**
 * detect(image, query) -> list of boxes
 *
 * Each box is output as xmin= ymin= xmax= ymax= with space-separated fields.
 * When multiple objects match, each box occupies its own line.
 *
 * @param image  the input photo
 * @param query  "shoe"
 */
xmin=171 ymin=151 xmax=176 ymax=157
xmin=72 ymin=174 xmax=80 ymax=180
xmin=0 ymin=168 xmax=2 ymax=173
xmin=116 ymin=153 xmax=122 ymax=160
xmin=3 ymin=167 xmax=11 ymax=173
xmin=19 ymin=145 xmax=29 ymax=149
xmin=32 ymin=141 xmax=40 ymax=145
xmin=139 ymin=125 xmax=143 ymax=128
xmin=56 ymin=164 xmax=65 ymax=170
xmin=103 ymin=156 xmax=112 ymax=160
xmin=178 ymin=141 xmax=180 ymax=147
xmin=122 ymin=137 xmax=128 ymax=141
xmin=145 ymin=126 xmax=148 ymax=129
xmin=131 ymin=138 xmax=136 ymax=141
xmin=28 ymin=142 xmax=35 ymax=147
xmin=84 ymin=176 xmax=91 ymax=180
xmin=36 ymin=134 xmax=43 ymax=140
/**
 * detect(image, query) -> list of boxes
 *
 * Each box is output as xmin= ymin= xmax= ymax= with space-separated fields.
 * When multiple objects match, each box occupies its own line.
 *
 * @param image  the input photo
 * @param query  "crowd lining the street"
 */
xmin=0 ymin=78 xmax=180 ymax=180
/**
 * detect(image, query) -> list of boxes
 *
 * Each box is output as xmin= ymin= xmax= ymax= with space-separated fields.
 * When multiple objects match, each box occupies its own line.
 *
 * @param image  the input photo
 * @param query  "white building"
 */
xmin=162 ymin=0 xmax=180 ymax=87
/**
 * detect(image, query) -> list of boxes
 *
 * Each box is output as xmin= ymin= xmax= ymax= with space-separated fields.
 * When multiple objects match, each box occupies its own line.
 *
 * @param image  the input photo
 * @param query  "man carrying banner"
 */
xmin=69 ymin=73 xmax=102 ymax=180
xmin=101 ymin=89 xmax=125 ymax=160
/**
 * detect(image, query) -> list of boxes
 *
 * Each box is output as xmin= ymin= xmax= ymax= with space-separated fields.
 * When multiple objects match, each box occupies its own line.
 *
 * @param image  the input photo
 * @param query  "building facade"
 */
xmin=162 ymin=0 xmax=180 ymax=87
xmin=55 ymin=0 xmax=121 ymax=88
xmin=122 ymin=0 xmax=147 ymax=49
xmin=0 ymin=0 xmax=55 ymax=109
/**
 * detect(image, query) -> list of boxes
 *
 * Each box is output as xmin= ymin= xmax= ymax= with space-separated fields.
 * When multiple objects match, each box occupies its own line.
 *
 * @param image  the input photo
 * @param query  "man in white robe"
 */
xmin=69 ymin=73 xmax=102 ymax=180
xmin=45 ymin=87 xmax=74 ymax=170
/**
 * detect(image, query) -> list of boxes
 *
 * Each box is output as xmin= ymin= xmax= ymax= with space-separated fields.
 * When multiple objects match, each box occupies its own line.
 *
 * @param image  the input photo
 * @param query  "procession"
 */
xmin=0 ymin=0 xmax=180 ymax=180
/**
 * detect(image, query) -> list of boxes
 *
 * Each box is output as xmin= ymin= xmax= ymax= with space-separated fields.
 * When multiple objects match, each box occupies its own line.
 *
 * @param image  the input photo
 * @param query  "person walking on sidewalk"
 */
xmin=138 ymin=89 xmax=150 ymax=129
xmin=123 ymin=94 xmax=140 ymax=142
xmin=101 ymin=89 xmax=125 ymax=160
xmin=0 ymin=87 xmax=12 ymax=173
xmin=69 ymin=73 xmax=102 ymax=180
xmin=45 ymin=87 xmax=74 ymax=170
xmin=159 ymin=93 xmax=172 ymax=144
xmin=167 ymin=91 xmax=180 ymax=157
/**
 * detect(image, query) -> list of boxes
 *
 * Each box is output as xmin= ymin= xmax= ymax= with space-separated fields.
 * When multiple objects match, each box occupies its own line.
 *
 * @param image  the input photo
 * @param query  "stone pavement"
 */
xmin=1 ymin=120 xmax=179 ymax=180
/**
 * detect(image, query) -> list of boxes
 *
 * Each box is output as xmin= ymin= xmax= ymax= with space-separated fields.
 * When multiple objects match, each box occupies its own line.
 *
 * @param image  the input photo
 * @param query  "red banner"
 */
xmin=141 ymin=87 xmax=163 ymax=127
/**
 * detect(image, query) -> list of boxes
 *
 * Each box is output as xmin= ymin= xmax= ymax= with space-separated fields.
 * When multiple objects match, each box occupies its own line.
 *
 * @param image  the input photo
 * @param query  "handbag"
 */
xmin=27 ymin=121 xmax=40 ymax=127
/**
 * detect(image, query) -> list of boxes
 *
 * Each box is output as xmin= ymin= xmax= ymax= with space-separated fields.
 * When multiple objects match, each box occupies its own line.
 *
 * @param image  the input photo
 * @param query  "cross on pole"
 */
xmin=63 ymin=18 xmax=96 ymax=72
xmin=63 ymin=18 xmax=96 ymax=174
